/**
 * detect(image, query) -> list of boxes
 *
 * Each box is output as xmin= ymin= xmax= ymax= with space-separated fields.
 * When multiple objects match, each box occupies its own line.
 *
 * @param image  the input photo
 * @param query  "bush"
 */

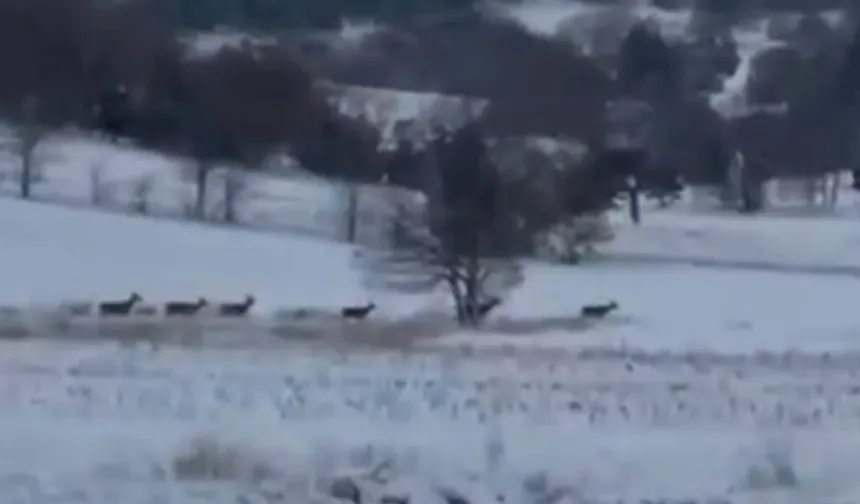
xmin=536 ymin=213 xmax=615 ymax=264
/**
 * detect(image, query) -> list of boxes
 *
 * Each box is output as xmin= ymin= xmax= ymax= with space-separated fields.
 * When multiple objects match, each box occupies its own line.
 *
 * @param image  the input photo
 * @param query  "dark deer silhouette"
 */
xmin=219 ymin=295 xmax=255 ymax=317
xmin=581 ymin=300 xmax=619 ymax=318
xmin=341 ymin=302 xmax=376 ymax=320
xmin=165 ymin=297 xmax=207 ymax=316
xmin=99 ymin=292 xmax=142 ymax=316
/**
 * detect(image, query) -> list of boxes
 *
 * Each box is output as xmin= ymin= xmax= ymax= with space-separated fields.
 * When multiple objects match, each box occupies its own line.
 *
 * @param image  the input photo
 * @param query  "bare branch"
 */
xmin=353 ymin=122 xmax=525 ymax=326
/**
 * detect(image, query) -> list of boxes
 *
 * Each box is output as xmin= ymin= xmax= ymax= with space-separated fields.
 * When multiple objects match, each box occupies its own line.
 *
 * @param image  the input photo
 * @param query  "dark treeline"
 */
xmin=0 ymin=0 xmax=383 ymax=182
xmin=158 ymin=0 xmax=483 ymax=30
xmin=4 ymin=0 xmax=860 ymax=228
xmin=147 ymin=0 xmax=853 ymax=31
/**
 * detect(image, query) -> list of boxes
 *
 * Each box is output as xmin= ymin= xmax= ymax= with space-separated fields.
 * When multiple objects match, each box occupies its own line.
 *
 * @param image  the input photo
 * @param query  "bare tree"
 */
xmin=181 ymin=127 xmax=223 ymax=220
xmin=344 ymin=182 xmax=360 ymax=243
xmin=357 ymin=200 xmax=523 ymax=326
xmin=130 ymin=174 xmax=154 ymax=214
xmin=355 ymin=123 xmax=524 ymax=326
xmin=221 ymin=168 xmax=246 ymax=224
xmin=11 ymin=96 xmax=50 ymax=199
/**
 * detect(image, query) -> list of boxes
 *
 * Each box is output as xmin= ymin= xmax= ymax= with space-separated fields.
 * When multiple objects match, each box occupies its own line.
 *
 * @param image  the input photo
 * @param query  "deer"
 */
xmin=581 ymin=300 xmax=619 ymax=318
xmin=165 ymin=297 xmax=207 ymax=316
xmin=99 ymin=292 xmax=143 ymax=316
xmin=218 ymin=295 xmax=255 ymax=317
xmin=341 ymin=302 xmax=376 ymax=321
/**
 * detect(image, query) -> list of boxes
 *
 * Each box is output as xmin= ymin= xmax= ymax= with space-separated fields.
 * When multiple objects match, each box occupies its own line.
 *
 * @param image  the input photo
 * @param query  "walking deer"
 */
xmin=165 ymin=297 xmax=207 ymax=316
xmin=218 ymin=295 xmax=255 ymax=317
xmin=99 ymin=292 xmax=143 ymax=316
xmin=341 ymin=302 xmax=376 ymax=320
xmin=581 ymin=301 xmax=619 ymax=318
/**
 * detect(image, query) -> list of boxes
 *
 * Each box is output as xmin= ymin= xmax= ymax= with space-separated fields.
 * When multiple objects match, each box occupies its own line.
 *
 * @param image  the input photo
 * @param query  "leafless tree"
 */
xmin=343 ymin=182 xmax=361 ymax=243
xmin=130 ymin=174 xmax=154 ymax=214
xmin=11 ymin=96 xmax=50 ymax=199
xmin=355 ymin=123 xmax=524 ymax=326
xmin=221 ymin=169 xmax=246 ymax=224
xmin=357 ymin=200 xmax=523 ymax=326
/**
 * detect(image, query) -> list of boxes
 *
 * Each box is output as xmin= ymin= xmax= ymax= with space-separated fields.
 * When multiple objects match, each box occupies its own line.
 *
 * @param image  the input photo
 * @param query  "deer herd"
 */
xmin=58 ymin=292 xmax=621 ymax=322
xmin=76 ymin=292 xmax=379 ymax=320
xmin=64 ymin=292 xmax=257 ymax=319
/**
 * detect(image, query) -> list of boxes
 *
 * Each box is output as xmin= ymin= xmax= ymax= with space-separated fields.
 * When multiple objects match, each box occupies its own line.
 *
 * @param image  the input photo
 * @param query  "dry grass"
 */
xmin=0 ymin=305 xmax=636 ymax=354
xmin=171 ymin=436 xmax=282 ymax=483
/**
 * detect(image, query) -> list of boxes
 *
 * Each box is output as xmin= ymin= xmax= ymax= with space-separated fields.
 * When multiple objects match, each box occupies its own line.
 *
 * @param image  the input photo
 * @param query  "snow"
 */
xmin=0 ymin=197 xmax=364 ymax=312
xmin=0 ymin=128 xmax=411 ymax=243
xmin=6 ymin=128 xmax=860 ymax=277
xmin=330 ymin=85 xmax=489 ymax=149
xmin=2 ymin=337 xmax=860 ymax=503
xmin=603 ymin=209 xmax=860 ymax=273
xmin=4 ymin=189 xmax=860 ymax=502
xmin=2 ymin=196 xmax=860 ymax=353
xmin=3 ymin=5 xmax=860 ymax=500
xmin=502 ymin=0 xmax=696 ymax=42
xmin=499 ymin=0 xmax=823 ymax=118
xmin=710 ymin=19 xmax=786 ymax=117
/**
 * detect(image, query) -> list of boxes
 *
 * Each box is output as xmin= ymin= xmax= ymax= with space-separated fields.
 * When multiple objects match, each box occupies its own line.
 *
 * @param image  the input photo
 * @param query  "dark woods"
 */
xmin=0 ymin=0 xmax=383 ymax=185
xmin=4 ymin=0 xmax=859 ymax=200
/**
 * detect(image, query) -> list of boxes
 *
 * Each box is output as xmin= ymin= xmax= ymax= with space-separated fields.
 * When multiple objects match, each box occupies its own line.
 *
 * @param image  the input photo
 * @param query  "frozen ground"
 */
xmin=2 ymin=195 xmax=860 ymax=502
xmin=2 ymin=341 xmax=860 ymax=503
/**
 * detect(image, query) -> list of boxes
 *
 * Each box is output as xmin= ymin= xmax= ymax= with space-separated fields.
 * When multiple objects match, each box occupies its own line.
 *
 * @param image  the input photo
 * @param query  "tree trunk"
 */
xmin=20 ymin=149 xmax=32 ymax=199
xmin=448 ymin=278 xmax=466 ymax=325
xmin=463 ymin=254 xmax=481 ymax=327
xmin=19 ymin=132 xmax=38 ymax=199
xmin=223 ymin=171 xmax=239 ymax=223
xmin=628 ymin=176 xmax=641 ymax=225
xmin=346 ymin=184 xmax=359 ymax=243
xmin=195 ymin=163 xmax=209 ymax=220
xmin=827 ymin=172 xmax=840 ymax=210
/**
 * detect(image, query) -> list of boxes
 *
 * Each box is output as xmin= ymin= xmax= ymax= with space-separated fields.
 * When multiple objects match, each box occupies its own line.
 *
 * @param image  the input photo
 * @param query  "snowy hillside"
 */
xmin=4 ymin=4 xmax=860 ymax=499
xmin=0 ymin=128 xmax=419 ymax=245
xmin=6 ymin=128 xmax=860 ymax=280
xmin=2 ymin=196 xmax=860 ymax=352
xmin=3 ymin=185 xmax=860 ymax=500
xmin=2 ymin=192 xmax=860 ymax=503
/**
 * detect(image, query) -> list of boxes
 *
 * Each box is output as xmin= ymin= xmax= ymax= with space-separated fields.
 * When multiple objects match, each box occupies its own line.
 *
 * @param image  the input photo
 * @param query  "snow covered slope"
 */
xmin=603 ymin=210 xmax=860 ymax=274
xmin=0 ymin=250 xmax=857 ymax=500
xmin=2 ymin=196 xmax=860 ymax=353
xmin=7 ymin=128 xmax=860 ymax=276
xmin=3 ymin=337 xmax=860 ymax=503
xmin=2 ymin=143 xmax=860 ymax=503
xmin=0 ymin=198 xmax=357 ymax=310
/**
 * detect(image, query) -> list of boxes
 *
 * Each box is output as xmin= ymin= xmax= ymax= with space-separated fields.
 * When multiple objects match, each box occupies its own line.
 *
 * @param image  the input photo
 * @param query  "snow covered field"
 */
xmin=3 ymin=2 xmax=860 ymax=500
xmin=3 ymin=192 xmax=860 ymax=502
xmin=3 ymin=340 xmax=860 ymax=504
xmin=0 ymin=127 xmax=405 ymax=245
xmin=3 ymin=197 xmax=860 ymax=353
xmin=5 ymin=128 xmax=860 ymax=278
xmin=605 ymin=207 xmax=860 ymax=273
